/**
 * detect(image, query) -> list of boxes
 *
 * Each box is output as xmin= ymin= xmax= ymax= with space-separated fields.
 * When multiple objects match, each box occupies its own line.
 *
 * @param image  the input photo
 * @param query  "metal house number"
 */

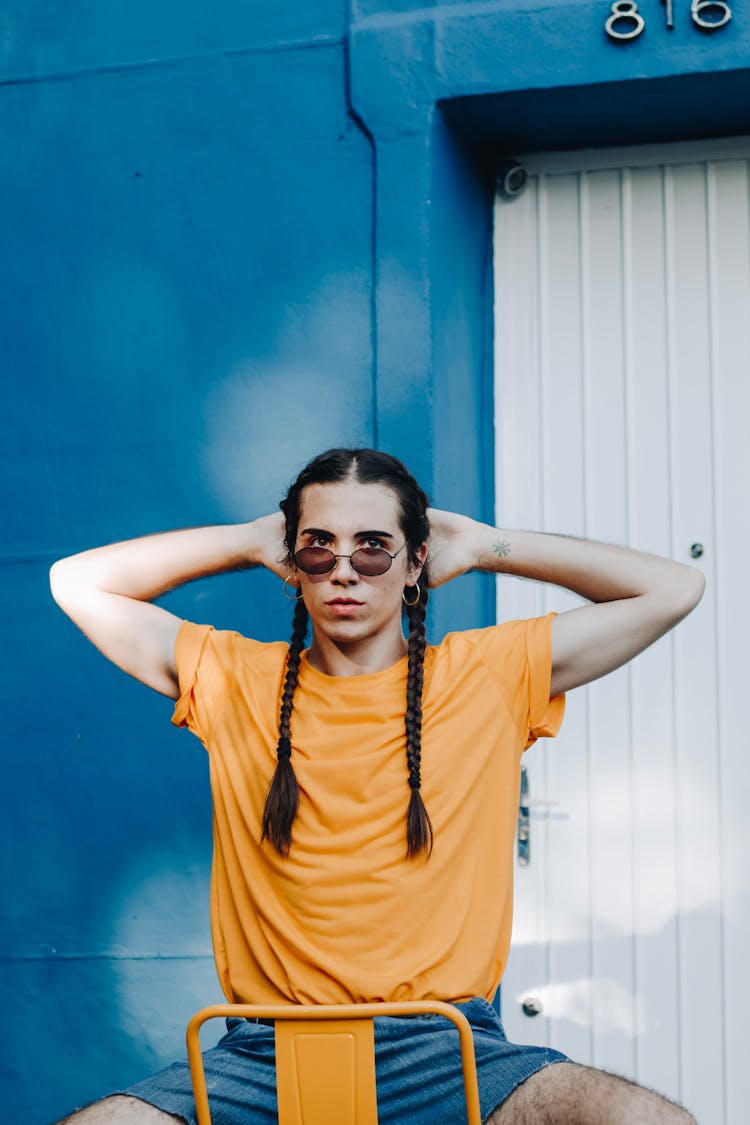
xmin=606 ymin=1 xmax=646 ymax=38
xmin=691 ymin=0 xmax=732 ymax=31
xmin=605 ymin=0 xmax=732 ymax=40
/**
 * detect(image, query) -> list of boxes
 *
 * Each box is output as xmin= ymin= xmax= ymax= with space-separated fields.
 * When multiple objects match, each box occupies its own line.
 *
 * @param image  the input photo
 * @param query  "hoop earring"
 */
xmin=402 ymin=582 xmax=421 ymax=607
xmin=282 ymin=575 xmax=304 ymax=601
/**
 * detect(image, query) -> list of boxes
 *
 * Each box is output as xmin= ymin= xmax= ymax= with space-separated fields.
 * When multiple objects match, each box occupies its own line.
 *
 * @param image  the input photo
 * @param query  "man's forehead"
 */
xmin=299 ymin=480 xmax=400 ymax=527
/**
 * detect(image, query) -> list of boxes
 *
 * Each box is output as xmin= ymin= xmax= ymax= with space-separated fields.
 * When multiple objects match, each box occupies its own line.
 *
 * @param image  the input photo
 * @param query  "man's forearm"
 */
xmin=427 ymin=508 xmax=702 ymax=612
xmin=50 ymin=521 xmax=264 ymax=604
xmin=473 ymin=525 xmax=700 ymax=608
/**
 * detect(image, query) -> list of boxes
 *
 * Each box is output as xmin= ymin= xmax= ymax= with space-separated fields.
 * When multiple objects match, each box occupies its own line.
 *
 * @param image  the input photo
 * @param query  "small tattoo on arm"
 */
xmin=493 ymin=539 xmax=511 ymax=558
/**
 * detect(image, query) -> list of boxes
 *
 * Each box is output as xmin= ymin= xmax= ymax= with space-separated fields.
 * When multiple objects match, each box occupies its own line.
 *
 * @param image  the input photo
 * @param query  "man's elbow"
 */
xmin=49 ymin=556 xmax=84 ymax=611
xmin=671 ymin=563 xmax=705 ymax=619
xmin=49 ymin=558 xmax=65 ymax=605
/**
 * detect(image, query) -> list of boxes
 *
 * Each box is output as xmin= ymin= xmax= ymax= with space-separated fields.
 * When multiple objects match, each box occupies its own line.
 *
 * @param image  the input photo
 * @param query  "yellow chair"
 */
xmin=187 ymin=1001 xmax=483 ymax=1125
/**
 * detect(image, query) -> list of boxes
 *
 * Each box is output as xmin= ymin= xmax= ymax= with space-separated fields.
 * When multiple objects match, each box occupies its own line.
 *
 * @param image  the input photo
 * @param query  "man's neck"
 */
xmin=306 ymin=628 xmax=408 ymax=678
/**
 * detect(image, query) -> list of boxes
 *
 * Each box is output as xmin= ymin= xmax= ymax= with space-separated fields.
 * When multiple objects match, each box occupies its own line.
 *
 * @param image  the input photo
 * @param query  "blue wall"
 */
xmin=4 ymin=2 xmax=749 ymax=1121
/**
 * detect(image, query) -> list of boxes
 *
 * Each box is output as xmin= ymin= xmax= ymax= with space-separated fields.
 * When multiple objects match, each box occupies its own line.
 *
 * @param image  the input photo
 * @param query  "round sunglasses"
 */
xmin=294 ymin=542 xmax=407 ymax=577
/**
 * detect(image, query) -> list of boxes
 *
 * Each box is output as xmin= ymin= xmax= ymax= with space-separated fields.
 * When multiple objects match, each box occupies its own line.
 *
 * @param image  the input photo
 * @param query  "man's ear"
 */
xmin=285 ymin=558 xmax=301 ymax=589
xmin=408 ymin=542 xmax=429 ymax=583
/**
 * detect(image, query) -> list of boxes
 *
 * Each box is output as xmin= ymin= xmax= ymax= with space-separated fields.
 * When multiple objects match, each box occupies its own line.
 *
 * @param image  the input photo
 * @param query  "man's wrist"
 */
xmin=241 ymin=519 xmax=266 ymax=568
xmin=475 ymin=525 xmax=514 ymax=573
xmin=241 ymin=513 xmax=288 ymax=576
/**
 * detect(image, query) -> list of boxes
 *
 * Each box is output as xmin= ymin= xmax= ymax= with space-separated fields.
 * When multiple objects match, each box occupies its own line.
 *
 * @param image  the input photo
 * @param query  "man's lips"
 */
xmin=325 ymin=597 xmax=364 ymax=615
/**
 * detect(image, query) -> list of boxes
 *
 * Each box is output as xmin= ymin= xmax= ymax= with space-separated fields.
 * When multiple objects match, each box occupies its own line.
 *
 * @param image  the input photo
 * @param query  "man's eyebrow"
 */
xmin=299 ymin=527 xmax=395 ymax=540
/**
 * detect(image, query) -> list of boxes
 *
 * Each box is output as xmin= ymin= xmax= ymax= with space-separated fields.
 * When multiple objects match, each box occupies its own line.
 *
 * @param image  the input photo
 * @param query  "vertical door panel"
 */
xmin=709 ymin=160 xmax=750 ymax=1125
xmin=666 ymin=163 xmax=724 ymax=1124
xmin=583 ymin=167 xmax=638 ymax=1075
xmin=540 ymin=173 xmax=595 ymax=1064
xmin=626 ymin=164 xmax=681 ymax=1097
xmin=494 ymin=180 xmax=550 ymax=1045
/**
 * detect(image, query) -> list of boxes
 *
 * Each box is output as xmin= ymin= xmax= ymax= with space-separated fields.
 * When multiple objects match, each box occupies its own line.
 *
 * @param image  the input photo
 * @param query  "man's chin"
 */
xmin=313 ymin=616 xmax=374 ymax=645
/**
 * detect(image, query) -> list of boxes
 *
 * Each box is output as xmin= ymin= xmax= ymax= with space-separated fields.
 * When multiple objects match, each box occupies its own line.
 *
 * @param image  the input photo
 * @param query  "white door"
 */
xmin=493 ymin=137 xmax=750 ymax=1125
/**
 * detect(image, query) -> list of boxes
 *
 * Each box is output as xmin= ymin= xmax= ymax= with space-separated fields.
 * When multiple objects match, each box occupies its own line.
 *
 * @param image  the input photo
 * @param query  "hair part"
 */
xmin=262 ymin=448 xmax=432 ymax=859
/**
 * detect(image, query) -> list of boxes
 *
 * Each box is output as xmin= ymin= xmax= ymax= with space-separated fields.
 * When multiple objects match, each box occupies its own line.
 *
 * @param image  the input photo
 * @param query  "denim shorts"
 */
xmin=120 ymin=997 xmax=568 ymax=1124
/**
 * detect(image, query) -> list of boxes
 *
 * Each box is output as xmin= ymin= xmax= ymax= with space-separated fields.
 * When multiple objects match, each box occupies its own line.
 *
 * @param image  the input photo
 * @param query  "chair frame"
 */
xmin=187 ymin=1001 xmax=483 ymax=1125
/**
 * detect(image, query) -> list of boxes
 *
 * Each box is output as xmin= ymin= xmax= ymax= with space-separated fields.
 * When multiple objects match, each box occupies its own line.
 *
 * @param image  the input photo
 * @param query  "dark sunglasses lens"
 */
xmin=350 ymin=548 xmax=392 ymax=576
xmin=294 ymin=547 xmax=335 ymax=574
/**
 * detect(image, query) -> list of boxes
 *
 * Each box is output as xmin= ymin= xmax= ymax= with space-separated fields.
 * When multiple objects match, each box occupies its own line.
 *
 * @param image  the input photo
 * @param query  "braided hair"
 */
xmin=260 ymin=448 xmax=432 ymax=859
xmin=404 ymin=582 xmax=432 ymax=857
xmin=260 ymin=596 xmax=308 ymax=856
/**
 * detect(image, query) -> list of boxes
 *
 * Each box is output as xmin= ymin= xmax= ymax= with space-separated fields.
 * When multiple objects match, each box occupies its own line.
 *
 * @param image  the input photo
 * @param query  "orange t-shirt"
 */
xmin=172 ymin=614 xmax=564 ymax=1005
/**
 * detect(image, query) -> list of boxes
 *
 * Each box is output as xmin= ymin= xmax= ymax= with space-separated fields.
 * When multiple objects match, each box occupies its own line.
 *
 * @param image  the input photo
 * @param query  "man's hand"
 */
xmin=250 ymin=512 xmax=293 ymax=581
xmin=425 ymin=509 xmax=479 ymax=587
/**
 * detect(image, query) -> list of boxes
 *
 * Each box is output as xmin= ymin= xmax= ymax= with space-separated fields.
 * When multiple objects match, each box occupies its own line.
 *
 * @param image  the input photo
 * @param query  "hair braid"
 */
xmin=261 ymin=598 xmax=309 ymax=856
xmin=405 ymin=584 xmax=432 ymax=857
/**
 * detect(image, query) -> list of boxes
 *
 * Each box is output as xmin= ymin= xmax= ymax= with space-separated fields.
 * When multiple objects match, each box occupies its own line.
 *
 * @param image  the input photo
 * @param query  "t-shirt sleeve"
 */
xmin=523 ymin=613 xmax=565 ymax=747
xmin=171 ymin=620 xmax=224 ymax=747
xmin=458 ymin=613 xmax=565 ymax=750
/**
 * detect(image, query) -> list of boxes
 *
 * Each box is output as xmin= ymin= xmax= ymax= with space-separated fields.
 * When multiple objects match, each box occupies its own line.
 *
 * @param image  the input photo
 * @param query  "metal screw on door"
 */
xmin=522 ymin=997 xmax=543 ymax=1017
xmin=690 ymin=543 xmax=704 ymax=558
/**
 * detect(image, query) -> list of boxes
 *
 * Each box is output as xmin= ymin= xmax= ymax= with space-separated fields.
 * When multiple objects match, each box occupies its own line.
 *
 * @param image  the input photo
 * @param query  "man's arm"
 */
xmin=49 ymin=514 xmax=288 ymax=698
xmin=426 ymin=510 xmax=705 ymax=697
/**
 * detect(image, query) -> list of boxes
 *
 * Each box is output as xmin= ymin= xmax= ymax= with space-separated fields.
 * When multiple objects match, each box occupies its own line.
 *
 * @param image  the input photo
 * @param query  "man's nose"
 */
xmin=331 ymin=554 xmax=358 ymax=581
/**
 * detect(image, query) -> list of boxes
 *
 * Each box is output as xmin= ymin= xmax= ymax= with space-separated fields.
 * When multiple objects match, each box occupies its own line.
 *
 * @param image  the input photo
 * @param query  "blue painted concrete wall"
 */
xmin=4 ymin=1 xmax=749 ymax=1121
xmin=3 ymin=9 xmax=377 ymax=1121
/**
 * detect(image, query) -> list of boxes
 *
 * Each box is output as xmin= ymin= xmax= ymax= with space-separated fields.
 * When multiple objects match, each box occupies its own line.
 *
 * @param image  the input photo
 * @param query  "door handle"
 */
xmin=517 ymin=766 xmax=530 ymax=866
xmin=517 ymin=768 xmax=559 ymax=865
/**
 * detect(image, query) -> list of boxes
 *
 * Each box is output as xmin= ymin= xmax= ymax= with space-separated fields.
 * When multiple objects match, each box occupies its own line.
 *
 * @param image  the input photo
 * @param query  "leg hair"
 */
xmin=51 ymin=1094 xmax=184 ymax=1124
xmin=487 ymin=1061 xmax=698 ymax=1125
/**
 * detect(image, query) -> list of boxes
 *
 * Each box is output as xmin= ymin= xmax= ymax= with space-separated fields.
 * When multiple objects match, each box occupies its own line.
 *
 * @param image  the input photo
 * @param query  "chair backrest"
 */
xmin=274 ymin=1013 xmax=378 ymax=1125
xmin=186 ymin=1001 xmax=482 ymax=1125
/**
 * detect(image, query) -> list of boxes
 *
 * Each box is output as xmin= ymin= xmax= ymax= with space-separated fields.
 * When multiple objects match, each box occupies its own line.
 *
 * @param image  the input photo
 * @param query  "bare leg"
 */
xmin=488 ymin=1062 xmax=698 ymax=1124
xmin=53 ymin=1094 xmax=184 ymax=1124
